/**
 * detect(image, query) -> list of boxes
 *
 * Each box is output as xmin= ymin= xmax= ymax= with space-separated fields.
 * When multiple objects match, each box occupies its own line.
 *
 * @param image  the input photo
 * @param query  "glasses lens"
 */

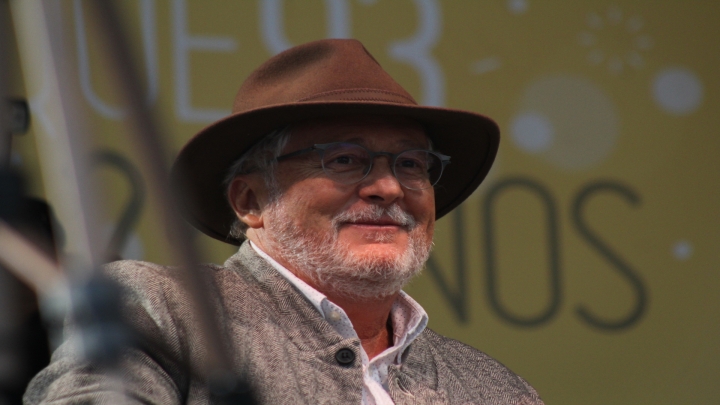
xmin=321 ymin=143 xmax=370 ymax=183
xmin=394 ymin=150 xmax=443 ymax=190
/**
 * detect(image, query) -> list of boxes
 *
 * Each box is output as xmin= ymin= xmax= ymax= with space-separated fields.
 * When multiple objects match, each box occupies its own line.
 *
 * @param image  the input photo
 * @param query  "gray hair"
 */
xmin=224 ymin=127 xmax=292 ymax=240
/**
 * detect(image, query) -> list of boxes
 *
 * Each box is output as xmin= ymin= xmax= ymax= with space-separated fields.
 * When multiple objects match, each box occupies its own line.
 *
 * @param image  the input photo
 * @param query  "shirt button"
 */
xmin=328 ymin=310 xmax=342 ymax=322
xmin=335 ymin=348 xmax=356 ymax=366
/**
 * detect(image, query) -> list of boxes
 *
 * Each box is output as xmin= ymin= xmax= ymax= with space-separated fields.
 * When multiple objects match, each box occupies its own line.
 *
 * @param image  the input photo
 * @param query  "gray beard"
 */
xmin=264 ymin=199 xmax=432 ymax=300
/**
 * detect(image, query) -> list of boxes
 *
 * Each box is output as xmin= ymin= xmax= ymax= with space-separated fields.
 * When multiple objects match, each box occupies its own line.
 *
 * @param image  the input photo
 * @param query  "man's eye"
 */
xmin=333 ymin=155 xmax=354 ymax=164
xmin=324 ymin=152 xmax=366 ymax=171
xmin=398 ymin=158 xmax=425 ymax=170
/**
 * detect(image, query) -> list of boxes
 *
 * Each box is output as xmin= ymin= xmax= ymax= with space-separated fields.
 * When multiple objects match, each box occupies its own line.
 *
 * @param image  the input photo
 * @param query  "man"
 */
xmin=26 ymin=39 xmax=544 ymax=404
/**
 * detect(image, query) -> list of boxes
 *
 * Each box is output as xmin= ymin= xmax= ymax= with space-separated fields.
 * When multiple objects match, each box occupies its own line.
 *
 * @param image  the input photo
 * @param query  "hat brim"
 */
xmin=170 ymin=101 xmax=500 ymax=245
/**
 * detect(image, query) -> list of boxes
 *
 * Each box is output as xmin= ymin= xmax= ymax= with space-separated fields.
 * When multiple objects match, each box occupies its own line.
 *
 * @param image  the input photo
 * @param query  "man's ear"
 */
xmin=227 ymin=175 xmax=264 ymax=229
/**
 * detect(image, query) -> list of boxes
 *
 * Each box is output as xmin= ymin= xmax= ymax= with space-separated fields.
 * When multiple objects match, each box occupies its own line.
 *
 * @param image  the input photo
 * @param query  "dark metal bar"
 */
xmin=86 ymin=1 xmax=241 ymax=383
xmin=0 ymin=0 xmax=13 ymax=166
xmin=11 ymin=0 xmax=105 ymax=274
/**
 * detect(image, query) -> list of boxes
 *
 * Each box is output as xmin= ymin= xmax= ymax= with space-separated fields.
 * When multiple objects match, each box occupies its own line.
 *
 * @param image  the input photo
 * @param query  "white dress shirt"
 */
xmin=250 ymin=242 xmax=428 ymax=405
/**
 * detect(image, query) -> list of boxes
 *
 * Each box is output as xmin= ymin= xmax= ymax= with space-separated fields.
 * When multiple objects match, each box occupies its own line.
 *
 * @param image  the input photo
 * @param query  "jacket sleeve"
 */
xmin=23 ymin=260 xmax=196 ymax=405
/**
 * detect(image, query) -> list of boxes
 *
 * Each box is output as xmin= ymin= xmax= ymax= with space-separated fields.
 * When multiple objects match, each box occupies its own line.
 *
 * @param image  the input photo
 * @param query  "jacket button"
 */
xmin=335 ymin=348 xmax=355 ymax=366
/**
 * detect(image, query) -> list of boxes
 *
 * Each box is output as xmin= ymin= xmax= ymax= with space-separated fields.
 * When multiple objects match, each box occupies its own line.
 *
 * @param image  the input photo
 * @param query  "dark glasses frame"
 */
xmin=275 ymin=142 xmax=451 ymax=190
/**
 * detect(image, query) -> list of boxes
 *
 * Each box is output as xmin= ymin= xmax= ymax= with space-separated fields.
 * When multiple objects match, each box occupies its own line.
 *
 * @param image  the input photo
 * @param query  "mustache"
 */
xmin=331 ymin=204 xmax=417 ymax=230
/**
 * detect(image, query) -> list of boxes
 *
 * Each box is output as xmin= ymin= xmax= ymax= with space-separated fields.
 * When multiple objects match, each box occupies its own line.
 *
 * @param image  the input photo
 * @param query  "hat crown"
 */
xmin=232 ymin=39 xmax=417 ymax=114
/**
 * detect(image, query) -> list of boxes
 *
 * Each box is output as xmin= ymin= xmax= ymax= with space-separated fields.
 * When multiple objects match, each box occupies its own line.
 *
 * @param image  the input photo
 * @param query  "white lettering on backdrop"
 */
xmin=71 ymin=1 xmax=444 ymax=121
xmin=260 ymin=0 xmax=351 ymax=54
xmin=73 ymin=0 xmax=159 ymax=119
xmin=261 ymin=0 xmax=444 ymax=106
xmin=172 ymin=0 xmax=236 ymax=122
xmin=387 ymin=0 xmax=444 ymax=106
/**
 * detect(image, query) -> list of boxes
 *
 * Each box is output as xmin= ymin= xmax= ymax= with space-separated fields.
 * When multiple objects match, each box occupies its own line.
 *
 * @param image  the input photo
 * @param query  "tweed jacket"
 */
xmin=25 ymin=243 xmax=544 ymax=405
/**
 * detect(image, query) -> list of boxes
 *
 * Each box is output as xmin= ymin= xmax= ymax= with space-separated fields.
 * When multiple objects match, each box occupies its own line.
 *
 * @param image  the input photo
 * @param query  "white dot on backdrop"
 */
xmin=626 ymin=16 xmax=644 ymax=32
xmin=577 ymin=31 xmax=595 ymax=47
xmin=635 ymin=35 xmax=653 ymax=50
xmin=607 ymin=6 xmax=622 ymax=25
xmin=587 ymin=12 xmax=603 ymax=29
xmin=507 ymin=0 xmax=528 ymax=14
xmin=653 ymin=68 xmax=703 ymax=115
xmin=627 ymin=51 xmax=643 ymax=68
xmin=509 ymin=75 xmax=618 ymax=170
xmin=587 ymin=49 xmax=604 ymax=65
xmin=510 ymin=112 xmax=554 ymax=153
xmin=673 ymin=240 xmax=693 ymax=260
xmin=608 ymin=56 xmax=623 ymax=74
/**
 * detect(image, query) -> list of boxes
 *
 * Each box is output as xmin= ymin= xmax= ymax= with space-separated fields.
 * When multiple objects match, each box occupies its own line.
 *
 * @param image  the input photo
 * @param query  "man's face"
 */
xmin=258 ymin=115 xmax=436 ymax=298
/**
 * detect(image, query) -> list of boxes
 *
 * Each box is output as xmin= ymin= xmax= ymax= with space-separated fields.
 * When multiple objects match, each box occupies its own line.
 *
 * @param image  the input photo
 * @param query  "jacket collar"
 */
xmin=222 ymin=241 xmax=354 ymax=353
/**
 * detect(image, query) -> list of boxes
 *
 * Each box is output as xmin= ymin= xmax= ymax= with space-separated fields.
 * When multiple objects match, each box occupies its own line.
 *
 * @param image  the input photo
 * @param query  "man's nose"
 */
xmin=357 ymin=157 xmax=404 ymax=203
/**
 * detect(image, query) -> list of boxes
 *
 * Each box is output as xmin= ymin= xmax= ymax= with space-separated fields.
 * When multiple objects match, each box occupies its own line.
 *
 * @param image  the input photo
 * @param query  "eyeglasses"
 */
xmin=275 ymin=142 xmax=450 ymax=190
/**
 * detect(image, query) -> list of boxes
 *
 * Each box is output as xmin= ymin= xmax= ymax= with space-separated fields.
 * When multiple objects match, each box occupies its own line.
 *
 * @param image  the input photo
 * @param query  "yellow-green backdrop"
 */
xmin=8 ymin=1 xmax=719 ymax=404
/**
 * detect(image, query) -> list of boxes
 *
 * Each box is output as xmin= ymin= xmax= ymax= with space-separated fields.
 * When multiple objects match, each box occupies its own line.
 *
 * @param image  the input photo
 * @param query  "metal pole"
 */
xmin=10 ymin=0 xmax=128 ymax=381
xmin=0 ymin=1 xmax=60 ymax=399
xmin=0 ymin=0 xmax=13 ymax=166
xmin=10 ymin=0 xmax=105 ymax=275
xmin=11 ymin=1 xmax=251 ymax=401
xmin=83 ymin=0 xmax=226 ymax=370
xmin=86 ymin=2 xmax=251 ymax=400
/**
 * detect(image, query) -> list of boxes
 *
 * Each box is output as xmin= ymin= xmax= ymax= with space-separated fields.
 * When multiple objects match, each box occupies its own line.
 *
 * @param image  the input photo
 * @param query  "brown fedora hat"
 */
xmin=171 ymin=39 xmax=499 ymax=245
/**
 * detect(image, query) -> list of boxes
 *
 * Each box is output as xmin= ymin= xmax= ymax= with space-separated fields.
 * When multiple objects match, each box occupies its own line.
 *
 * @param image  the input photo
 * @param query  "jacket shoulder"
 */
xmin=23 ymin=260 xmax=225 ymax=405
xmin=103 ymin=259 xmax=223 ymax=287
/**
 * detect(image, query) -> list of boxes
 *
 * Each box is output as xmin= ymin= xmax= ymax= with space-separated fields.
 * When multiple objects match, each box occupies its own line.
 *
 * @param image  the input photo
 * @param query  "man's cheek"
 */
xmin=423 ymin=219 xmax=435 ymax=241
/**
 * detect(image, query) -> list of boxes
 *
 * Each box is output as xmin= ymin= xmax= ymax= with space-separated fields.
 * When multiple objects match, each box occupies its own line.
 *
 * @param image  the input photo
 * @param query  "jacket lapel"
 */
xmin=222 ymin=242 xmax=349 ymax=352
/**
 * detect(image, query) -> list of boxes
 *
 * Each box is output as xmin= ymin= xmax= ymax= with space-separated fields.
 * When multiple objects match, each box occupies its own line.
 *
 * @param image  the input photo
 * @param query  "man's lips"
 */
xmin=341 ymin=220 xmax=405 ymax=229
